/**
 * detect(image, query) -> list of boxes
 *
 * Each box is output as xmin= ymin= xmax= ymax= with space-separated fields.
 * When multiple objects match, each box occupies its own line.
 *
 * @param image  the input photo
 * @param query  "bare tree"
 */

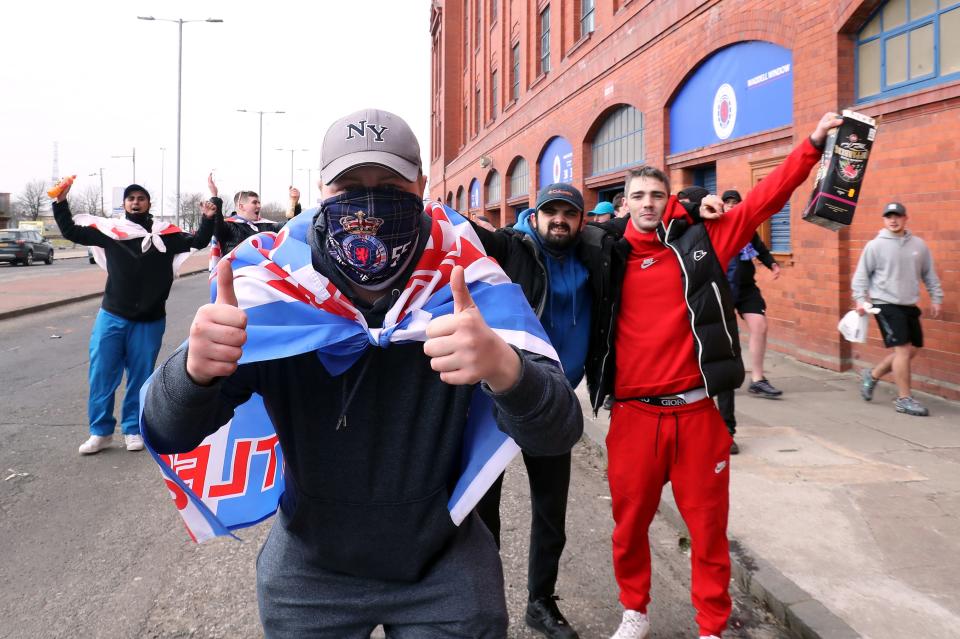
xmin=175 ymin=192 xmax=205 ymax=233
xmin=72 ymin=184 xmax=104 ymax=217
xmin=260 ymin=202 xmax=285 ymax=220
xmin=15 ymin=180 xmax=48 ymax=221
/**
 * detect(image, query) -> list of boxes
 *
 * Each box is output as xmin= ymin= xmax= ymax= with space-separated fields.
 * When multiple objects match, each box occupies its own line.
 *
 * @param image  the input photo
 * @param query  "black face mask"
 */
xmin=321 ymin=188 xmax=423 ymax=286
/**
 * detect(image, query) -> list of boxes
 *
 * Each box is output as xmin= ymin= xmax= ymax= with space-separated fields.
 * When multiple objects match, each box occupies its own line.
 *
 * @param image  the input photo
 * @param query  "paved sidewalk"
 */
xmin=580 ymin=351 xmax=960 ymax=639
xmin=0 ymin=249 xmax=210 ymax=319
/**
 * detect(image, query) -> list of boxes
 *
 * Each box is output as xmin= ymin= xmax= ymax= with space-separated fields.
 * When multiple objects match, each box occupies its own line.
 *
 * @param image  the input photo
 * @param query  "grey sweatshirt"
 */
xmin=852 ymin=229 xmax=943 ymax=306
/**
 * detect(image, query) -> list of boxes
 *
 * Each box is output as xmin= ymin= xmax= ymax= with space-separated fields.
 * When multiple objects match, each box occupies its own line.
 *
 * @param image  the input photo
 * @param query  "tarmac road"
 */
xmin=0 ymin=274 xmax=790 ymax=639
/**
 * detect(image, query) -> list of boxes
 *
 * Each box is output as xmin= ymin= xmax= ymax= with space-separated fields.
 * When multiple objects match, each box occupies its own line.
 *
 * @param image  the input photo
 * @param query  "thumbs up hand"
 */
xmin=423 ymin=266 xmax=522 ymax=392
xmin=186 ymin=261 xmax=248 ymax=386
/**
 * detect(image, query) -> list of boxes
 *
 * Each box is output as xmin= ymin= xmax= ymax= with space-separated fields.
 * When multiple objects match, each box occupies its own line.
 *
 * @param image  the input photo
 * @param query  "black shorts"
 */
xmin=874 ymin=304 xmax=923 ymax=348
xmin=735 ymin=286 xmax=766 ymax=317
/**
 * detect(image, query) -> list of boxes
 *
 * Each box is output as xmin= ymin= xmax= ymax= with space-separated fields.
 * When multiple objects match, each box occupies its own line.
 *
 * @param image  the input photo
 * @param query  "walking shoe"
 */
xmin=730 ymin=439 xmax=740 ymax=455
xmin=525 ymin=596 xmax=579 ymax=638
xmin=894 ymin=396 xmax=929 ymax=416
xmin=748 ymin=378 xmax=783 ymax=398
xmin=78 ymin=435 xmax=113 ymax=455
xmin=610 ymin=610 xmax=649 ymax=639
xmin=860 ymin=368 xmax=877 ymax=401
xmin=700 ymin=636 xmax=721 ymax=639
xmin=124 ymin=433 xmax=145 ymax=451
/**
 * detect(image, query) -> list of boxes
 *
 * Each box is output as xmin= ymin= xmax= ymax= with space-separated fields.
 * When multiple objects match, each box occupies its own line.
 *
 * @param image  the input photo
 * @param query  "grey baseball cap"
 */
xmin=320 ymin=108 xmax=422 ymax=185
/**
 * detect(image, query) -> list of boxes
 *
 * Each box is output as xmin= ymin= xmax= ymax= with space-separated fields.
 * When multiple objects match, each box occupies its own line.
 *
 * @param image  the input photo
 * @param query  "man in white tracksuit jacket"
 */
xmin=852 ymin=202 xmax=943 ymax=416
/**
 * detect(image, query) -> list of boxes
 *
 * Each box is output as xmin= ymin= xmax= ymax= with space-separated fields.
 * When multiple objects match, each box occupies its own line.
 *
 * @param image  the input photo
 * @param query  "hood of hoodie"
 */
xmin=877 ymin=228 xmax=913 ymax=244
xmin=514 ymin=208 xmax=592 ymax=386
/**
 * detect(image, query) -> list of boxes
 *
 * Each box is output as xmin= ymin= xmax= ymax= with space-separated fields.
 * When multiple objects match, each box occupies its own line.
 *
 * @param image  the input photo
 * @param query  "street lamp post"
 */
xmin=88 ymin=169 xmax=105 ymax=215
xmin=111 ymin=147 xmax=136 ymax=182
xmin=276 ymin=148 xmax=310 ymax=186
xmin=297 ymin=167 xmax=317 ymax=206
xmin=160 ymin=147 xmax=166 ymax=220
xmin=138 ymin=16 xmax=223 ymax=228
xmin=237 ymin=109 xmax=285 ymax=195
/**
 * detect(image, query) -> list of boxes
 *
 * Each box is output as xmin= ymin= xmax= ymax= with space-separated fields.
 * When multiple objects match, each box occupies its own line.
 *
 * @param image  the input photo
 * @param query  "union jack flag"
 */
xmin=140 ymin=203 xmax=558 ymax=542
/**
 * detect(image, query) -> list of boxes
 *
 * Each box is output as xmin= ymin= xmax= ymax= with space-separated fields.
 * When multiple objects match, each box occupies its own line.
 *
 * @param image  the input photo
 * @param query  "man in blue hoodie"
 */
xmin=473 ymin=183 xmax=596 ymax=639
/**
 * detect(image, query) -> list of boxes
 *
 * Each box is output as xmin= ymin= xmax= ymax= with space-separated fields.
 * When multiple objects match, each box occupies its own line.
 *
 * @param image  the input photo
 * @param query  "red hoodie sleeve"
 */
xmin=706 ymin=138 xmax=822 ymax=265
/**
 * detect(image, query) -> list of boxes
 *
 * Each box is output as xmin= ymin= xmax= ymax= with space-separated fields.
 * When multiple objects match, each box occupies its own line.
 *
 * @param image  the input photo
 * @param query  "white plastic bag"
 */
xmin=838 ymin=305 xmax=880 ymax=343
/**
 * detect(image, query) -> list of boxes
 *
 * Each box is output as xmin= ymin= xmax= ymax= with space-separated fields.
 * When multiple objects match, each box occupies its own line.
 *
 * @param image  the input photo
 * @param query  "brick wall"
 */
xmin=429 ymin=0 xmax=960 ymax=399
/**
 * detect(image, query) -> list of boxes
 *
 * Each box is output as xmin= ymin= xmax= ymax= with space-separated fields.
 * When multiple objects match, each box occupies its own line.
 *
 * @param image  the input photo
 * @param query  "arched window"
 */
xmin=857 ymin=0 xmax=960 ymax=101
xmin=456 ymin=186 xmax=466 ymax=212
xmin=508 ymin=157 xmax=529 ymax=198
xmin=446 ymin=192 xmax=454 ymax=207
xmin=486 ymin=170 xmax=501 ymax=204
xmin=591 ymin=105 xmax=644 ymax=176
xmin=469 ymin=179 xmax=481 ymax=211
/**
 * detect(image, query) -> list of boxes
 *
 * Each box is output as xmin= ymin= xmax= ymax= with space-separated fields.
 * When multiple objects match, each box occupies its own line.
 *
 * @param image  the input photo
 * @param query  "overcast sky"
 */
xmin=0 ymin=0 xmax=431 ymax=212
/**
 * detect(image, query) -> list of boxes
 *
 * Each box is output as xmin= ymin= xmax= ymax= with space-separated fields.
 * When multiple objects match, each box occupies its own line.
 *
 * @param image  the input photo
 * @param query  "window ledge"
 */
xmin=566 ymin=31 xmax=593 ymax=58
xmin=504 ymin=98 xmax=518 ymax=113
xmin=530 ymin=72 xmax=549 ymax=90
xmin=856 ymin=78 xmax=960 ymax=119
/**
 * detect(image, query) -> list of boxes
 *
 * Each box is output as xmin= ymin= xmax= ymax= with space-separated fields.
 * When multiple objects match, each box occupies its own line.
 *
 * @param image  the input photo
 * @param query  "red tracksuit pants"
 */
xmin=606 ymin=397 xmax=732 ymax=637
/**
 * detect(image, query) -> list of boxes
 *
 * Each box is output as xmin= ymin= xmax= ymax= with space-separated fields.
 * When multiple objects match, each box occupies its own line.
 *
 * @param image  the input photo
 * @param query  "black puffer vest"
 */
xmin=656 ymin=217 xmax=745 ymax=396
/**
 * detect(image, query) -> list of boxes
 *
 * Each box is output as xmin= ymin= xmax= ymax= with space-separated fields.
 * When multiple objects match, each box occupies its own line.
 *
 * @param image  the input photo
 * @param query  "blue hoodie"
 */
xmin=515 ymin=208 xmax=593 ymax=387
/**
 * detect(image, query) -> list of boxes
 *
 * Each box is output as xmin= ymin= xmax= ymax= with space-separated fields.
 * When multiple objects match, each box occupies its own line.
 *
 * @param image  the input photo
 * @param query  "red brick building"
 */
xmin=428 ymin=0 xmax=960 ymax=399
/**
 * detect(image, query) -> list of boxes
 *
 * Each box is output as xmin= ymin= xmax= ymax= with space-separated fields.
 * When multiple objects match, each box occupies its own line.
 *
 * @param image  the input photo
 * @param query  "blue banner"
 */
xmin=669 ymin=41 xmax=793 ymax=154
xmin=538 ymin=136 xmax=574 ymax=189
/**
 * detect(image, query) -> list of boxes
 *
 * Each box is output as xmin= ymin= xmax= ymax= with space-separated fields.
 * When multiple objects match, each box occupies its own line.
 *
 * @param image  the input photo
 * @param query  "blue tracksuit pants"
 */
xmin=88 ymin=309 xmax=166 ymax=436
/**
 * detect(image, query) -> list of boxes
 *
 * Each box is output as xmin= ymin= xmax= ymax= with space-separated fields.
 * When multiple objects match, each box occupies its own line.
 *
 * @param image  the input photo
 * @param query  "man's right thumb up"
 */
xmin=215 ymin=260 xmax=238 ymax=307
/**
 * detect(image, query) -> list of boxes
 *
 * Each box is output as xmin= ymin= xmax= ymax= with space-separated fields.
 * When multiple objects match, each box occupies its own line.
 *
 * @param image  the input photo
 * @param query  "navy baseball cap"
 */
xmin=536 ymin=183 xmax=584 ymax=212
xmin=721 ymin=189 xmax=742 ymax=203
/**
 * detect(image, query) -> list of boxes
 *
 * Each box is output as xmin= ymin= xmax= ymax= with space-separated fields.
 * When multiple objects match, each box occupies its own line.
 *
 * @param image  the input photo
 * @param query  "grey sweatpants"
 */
xmin=256 ymin=513 xmax=509 ymax=638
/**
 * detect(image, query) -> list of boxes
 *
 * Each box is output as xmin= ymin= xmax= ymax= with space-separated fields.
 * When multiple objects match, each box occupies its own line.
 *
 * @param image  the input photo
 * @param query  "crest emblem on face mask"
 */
xmin=336 ymin=210 xmax=388 ymax=273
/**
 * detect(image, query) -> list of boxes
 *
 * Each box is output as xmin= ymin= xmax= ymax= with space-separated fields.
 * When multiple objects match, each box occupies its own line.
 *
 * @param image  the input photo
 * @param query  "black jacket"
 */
xmin=143 ymin=210 xmax=583 ymax=582
xmin=731 ymin=232 xmax=777 ymax=295
xmin=584 ymin=211 xmax=744 ymax=412
xmin=210 ymin=196 xmax=292 ymax=255
xmin=52 ymin=200 xmax=214 ymax=321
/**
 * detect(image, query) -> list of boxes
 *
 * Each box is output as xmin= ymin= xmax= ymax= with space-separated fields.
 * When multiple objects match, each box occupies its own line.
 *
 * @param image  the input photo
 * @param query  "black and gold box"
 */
xmin=802 ymin=110 xmax=878 ymax=231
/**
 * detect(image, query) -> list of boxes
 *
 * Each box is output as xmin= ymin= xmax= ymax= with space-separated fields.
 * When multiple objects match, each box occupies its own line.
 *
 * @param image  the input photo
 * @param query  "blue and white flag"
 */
xmin=140 ymin=203 xmax=558 ymax=542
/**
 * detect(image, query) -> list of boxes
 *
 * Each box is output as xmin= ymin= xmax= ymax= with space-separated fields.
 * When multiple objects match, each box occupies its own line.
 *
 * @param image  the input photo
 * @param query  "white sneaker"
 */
xmin=611 ymin=610 xmax=649 ymax=639
xmin=124 ymin=434 xmax=144 ymax=451
xmin=79 ymin=435 xmax=113 ymax=455
xmin=700 ymin=636 xmax=722 ymax=639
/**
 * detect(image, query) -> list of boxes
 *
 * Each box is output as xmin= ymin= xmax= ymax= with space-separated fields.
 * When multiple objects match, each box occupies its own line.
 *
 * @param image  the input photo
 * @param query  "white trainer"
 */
xmin=124 ymin=434 xmax=145 ymax=451
xmin=79 ymin=435 xmax=113 ymax=455
xmin=700 ymin=636 xmax=721 ymax=639
xmin=611 ymin=610 xmax=649 ymax=639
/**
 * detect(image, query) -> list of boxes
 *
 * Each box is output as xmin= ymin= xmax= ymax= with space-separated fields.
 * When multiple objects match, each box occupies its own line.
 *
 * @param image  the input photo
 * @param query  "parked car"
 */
xmin=0 ymin=229 xmax=55 ymax=266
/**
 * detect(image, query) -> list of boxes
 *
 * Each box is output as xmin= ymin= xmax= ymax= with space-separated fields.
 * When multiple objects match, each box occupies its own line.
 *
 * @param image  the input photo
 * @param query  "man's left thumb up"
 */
xmin=450 ymin=265 xmax=476 ymax=314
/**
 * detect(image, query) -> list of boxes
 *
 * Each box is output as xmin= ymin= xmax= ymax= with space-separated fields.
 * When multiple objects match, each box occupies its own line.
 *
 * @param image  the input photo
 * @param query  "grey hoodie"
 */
xmin=852 ymin=229 xmax=943 ymax=306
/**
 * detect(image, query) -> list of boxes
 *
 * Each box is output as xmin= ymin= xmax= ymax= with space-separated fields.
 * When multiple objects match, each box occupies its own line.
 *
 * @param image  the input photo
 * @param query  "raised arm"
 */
xmin=52 ymin=184 xmax=110 ymax=247
xmin=707 ymin=112 xmax=843 ymax=264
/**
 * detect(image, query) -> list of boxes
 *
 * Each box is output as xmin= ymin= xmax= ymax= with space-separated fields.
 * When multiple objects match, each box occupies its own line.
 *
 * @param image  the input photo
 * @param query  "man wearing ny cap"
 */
xmin=142 ymin=108 xmax=581 ymax=638
xmin=52 ymin=183 xmax=216 ymax=455
xmin=472 ymin=182 xmax=615 ymax=638
xmin=853 ymin=202 xmax=943 ymax=416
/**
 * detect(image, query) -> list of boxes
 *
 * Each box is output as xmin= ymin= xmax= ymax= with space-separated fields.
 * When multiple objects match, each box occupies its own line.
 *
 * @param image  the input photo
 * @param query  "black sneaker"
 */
xmin=730 ymin=440 xmax=740 ymax=455
xmin=525 ymin=596 xmax=580 ymax=639
xmin=748 ymin=378 xmax=783 ymax=398
xmin=603 ymin=395 xmax=614 ymax=411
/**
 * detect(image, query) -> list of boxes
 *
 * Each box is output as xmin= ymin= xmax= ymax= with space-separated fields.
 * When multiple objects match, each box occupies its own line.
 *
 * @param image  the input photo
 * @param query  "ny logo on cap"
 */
xmin=346 ymin=120 xmax=389 ymax=142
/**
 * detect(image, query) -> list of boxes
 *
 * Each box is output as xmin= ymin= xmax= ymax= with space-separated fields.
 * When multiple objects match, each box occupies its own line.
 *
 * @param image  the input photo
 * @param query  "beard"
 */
xmin=542 ymin=222 xmax=575 ymax=250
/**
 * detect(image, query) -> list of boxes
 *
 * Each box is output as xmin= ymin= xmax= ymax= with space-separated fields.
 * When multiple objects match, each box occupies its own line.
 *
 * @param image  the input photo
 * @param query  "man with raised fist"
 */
xmin=143 ymin=108 xmax=581 ymax=638
xmin=52 ymin=182 xmax=215 ymax=455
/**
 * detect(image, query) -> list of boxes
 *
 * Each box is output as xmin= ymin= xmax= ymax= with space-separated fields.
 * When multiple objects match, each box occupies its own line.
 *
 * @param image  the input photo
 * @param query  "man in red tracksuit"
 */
xmin=589 ymin=112 xmax=841 ymax=639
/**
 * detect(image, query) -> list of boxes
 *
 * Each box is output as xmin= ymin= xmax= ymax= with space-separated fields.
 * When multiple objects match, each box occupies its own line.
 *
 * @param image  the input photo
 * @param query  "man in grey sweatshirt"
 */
xmin=852 ymin=202 xmax=943 ymax=416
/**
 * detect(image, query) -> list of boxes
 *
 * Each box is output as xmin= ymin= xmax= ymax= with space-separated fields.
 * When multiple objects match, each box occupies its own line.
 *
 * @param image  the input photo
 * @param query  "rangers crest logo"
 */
xmin=337 ymin=210 xmax=388 ymax=273
xmin=712 ymin=83 xmax=737 ymax=140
